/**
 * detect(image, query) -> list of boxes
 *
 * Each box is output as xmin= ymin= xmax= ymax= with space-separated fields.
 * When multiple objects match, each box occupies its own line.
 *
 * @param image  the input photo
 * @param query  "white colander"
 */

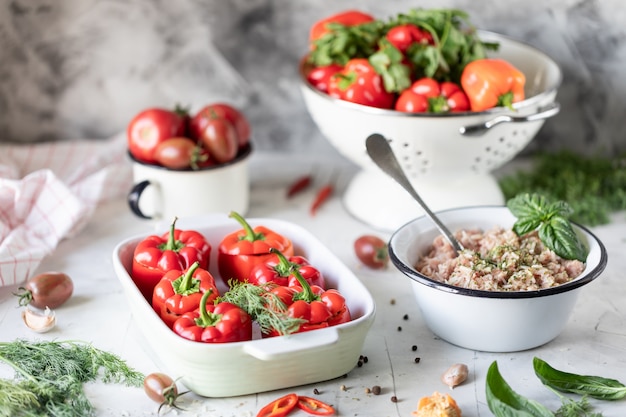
xmin=300 ymin=31 xmax=562 ymax=231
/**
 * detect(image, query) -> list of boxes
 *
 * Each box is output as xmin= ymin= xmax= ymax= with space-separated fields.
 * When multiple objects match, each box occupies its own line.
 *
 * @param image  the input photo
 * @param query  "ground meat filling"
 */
xmin=415 ymin=227 xmax=585 ymax=291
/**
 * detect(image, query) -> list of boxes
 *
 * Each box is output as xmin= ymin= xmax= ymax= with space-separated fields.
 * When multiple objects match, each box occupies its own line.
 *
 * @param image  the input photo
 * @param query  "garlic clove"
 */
xmin=22 ymin=306 xmax=57 ymax=333
xmin=441 ymin=363 xmax=469 ymax=389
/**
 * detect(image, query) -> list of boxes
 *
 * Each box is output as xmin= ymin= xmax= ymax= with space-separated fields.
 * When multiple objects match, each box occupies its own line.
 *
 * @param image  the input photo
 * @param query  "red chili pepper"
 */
xmin=460 ymin=58 xmax=526 ymax=111
xmin=132 ymin=218 xmax=211 ymax=300
xmin=266 ymin=268 xmax=350 ymax=337
xmin=328 ymin=58 xmax=395 ymax=109
xmin=152 ymin=261 xmax=220 ymax=329
xmin=286 ymin=174 xmax=312 ymax=198
xmin=257 ymin=393 xmax=299 ymax=417
xmin=218 ymin=211 xmax=294 ymax=285
xmin=248 ymin=248 xmax=326 ymax=289
xmin=310 ymin=184 xmax=333 ymax=216
xmin=395 ymin=77 xmax=470 ymax=113
xmin=297 ymin=396 xmax=335 ymax=416
xmin=172 ymin=290 xmax=253 ymax=343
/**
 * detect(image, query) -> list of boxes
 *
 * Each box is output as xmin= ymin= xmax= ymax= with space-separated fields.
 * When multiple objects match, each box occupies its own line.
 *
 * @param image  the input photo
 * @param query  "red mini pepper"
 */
xmin=265 ymin=268 xmax=350 ymax=337
xmin=218 ymin=211 xmax=294 ymax=285
xmin=248 ymin=248 xmax=326 ymax=289
xmin=328 ymin=58 xmax=395 ymax=109
xmin=461 ymin=58 xmax=526 ymax=111
xmin=152 ymin=261 xmax=220 ymax=329
xmin=132 ymin=218 xmax=211 ymax=300
xmin=309 ymin=10 xmax=375 ymax=44
xmin=257 ymin=393 xmax=299 ymax=417
xmin=395 ymin=77 xmax=470 ymax=113
xmin=173 ymin=290 xmax=252 ymax=343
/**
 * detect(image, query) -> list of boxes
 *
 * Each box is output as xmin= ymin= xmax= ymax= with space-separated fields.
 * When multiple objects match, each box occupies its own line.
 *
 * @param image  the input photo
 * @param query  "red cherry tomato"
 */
xmin=190 ymin=103 xmax=250 ymax=148
xmin=143 ymin=372 xmax=184 ymax=413
xmin=386 ymin=24 xmax=434 ymax=53
xmin=197 ymin=118 xmax=239 ymax=164
xmin=127 ymin=107 xmax=188 ymax=164
xmin=395 ymin=90 xmax=429 ymax=112
xmin=440 ymin=81 xmax=470 ymax=112
xmin=153 ymin=137 xmax=202 ymax=170
xmin=306 ymin=64 xmax=343 ymax=94
xmin=354 ymin=235 xmax=389 ymax=269
xmin=15 ymin=271 xmax=74 ymax=309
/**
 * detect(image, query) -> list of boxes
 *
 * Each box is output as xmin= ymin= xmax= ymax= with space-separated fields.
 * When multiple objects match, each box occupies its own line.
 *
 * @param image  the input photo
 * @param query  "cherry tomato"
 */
xmin=354 ymin=235 xmax=389 ymax=269
xmin=309 ymin=10 xmax=375 ymax=42
xmin=440 ymin=81 xmax=470 ymax=112
xmin=395 ymin=90 xmax=429 ymax=112
xmin=15 ymin=272 xmax=73 ymax=309
xmin=127 ymin=107 xmax=188 ymax=164
xmin=190 ymin=103 xmax=250 ymax=148
xmin=386 ymin=24 xmax=433 ymax=53
xmin=153 ymin=137 xmax=203 ymax=170
xmin=197 ymin=118 xmax=239 ymax=164
xmin=144 ymin=372 xmax=184 ymax=412
xmin=306 ymin=64 xmax=343 ymax=93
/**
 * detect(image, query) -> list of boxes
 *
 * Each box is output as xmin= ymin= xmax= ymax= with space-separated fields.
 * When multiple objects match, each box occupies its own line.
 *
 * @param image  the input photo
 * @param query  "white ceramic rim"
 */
xmin=299 ymin=30 xmax=563 ymax=118
xmin=388 ymin=205 xmax=608 ymax=299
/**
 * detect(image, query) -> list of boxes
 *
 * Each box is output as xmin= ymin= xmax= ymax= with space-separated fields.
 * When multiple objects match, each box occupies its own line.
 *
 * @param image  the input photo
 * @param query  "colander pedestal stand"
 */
xmin=342 ymin=170 xmax=505 ymax=231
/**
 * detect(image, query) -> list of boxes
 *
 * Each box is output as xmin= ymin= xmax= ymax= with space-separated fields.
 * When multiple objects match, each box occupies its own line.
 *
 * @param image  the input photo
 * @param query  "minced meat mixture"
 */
xmin=415 ymin=227 xmax=585 ymax=291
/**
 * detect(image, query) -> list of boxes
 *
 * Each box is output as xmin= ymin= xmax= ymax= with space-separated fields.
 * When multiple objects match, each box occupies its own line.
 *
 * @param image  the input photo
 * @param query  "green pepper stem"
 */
xmin=195 ymin=289 xmax=220 ymax=328
xmin=178 ymin=262 xmax=199 ymax=292
xmin=269 ymin=247 xmax=294 ymax=276
xmin=229 ymin=211 xmax=264 ymax=242
xmin=290 ymin=265 xmax=318 ymax=303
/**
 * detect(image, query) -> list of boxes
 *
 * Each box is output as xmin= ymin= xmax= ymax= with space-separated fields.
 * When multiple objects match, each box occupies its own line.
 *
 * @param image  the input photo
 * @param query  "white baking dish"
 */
xmin=112 ymin=214 xmax=376 ymax=397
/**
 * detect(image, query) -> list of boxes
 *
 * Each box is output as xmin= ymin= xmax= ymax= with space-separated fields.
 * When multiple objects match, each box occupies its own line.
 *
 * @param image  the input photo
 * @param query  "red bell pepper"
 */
xmin=248 ymin=248 xmax=326 ymax=289
xmin=265 ymin=268 xmax=351 ymax=337
xmin=152 ymin=261 xmax=220 ymax=329
xmin=327 ymin=58 xmax=395 ymax=109
xmin=257 ymin=393 xmax=299 ymax=417
xmin=173 ymin=290 xmax=252 ymax=343
xmin=218 ymin=211 xmax=294 ymax=285
xmin=132 ymin=218 xmax=211 ymax=300
xmin=461 ymin=58 xmax=526 ymax=111
xmin=309 ymin=10 xmax=375 ymax=44
xmin=395 ymin=77 xmax=469 ymax=113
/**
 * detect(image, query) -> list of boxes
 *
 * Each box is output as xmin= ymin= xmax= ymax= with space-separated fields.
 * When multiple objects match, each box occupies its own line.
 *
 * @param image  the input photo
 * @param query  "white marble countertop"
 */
xmin=0 ymin=152 xmax=624 ymax=417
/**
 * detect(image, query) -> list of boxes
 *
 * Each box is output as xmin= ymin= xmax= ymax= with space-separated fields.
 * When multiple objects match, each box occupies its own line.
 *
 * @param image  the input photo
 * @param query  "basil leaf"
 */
xmin=486 ymin=361 xmax=555 ymax=417
xmin=538 ymin=216 xmax=588 ymax=261
xmin=507 ymin=193 xmax=550 ymax=219
xmin=533 ymin=357 xmax=626 ymax=400
xmin=512 ymin=217 xmax=543 ymax=236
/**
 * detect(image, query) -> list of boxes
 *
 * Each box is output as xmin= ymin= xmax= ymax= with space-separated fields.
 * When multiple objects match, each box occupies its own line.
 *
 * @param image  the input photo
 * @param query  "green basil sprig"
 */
xmin=507 ymin=193 xmax=589 ymax=262
xmin=533 ymin=357 xmax=626 ymax=401
xmin=486 ymin=361 xmax=554 ymax=417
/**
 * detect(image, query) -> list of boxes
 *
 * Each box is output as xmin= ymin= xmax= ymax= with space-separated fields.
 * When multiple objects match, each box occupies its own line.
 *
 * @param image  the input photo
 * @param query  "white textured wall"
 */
xmin=1 ymin=0 xmax=625 ymax=156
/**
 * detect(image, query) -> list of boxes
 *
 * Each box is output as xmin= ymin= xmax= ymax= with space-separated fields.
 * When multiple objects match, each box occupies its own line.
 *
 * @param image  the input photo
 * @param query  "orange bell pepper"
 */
xmin=460 ymin=58 xmax=525 ymax=112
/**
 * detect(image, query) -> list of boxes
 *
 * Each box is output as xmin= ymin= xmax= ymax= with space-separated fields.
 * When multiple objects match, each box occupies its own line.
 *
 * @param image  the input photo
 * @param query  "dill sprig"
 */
xmin=219 ymin=281 xmax=305 ymax=336
xmin=0 ymin=339 xmax=144 ymax=417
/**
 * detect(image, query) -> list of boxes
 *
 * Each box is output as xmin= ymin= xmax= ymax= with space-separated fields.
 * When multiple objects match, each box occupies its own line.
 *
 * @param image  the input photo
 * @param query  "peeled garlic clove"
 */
xmin=441 ymin=363 xmax=469 ymax=389
xmin=22 ymin=306 xmax=57 ymax=333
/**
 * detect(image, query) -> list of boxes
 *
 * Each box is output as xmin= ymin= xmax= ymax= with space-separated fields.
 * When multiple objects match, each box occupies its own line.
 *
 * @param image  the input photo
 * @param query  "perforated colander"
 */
xmin=300 ymin=31 xmax=561 ymax=231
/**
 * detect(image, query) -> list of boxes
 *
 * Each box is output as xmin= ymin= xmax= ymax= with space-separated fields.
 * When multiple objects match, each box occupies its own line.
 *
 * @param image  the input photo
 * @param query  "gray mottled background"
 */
xmin=1 ymin=0 xmax=625 ymax=156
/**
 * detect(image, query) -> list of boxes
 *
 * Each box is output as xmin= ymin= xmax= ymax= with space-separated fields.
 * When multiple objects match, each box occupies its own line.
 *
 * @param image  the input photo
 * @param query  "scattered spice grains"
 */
xmin=414 ymin=357 xmax=421 ymax=363
xmin=313 ymin=388 xmax=320 ymax=395
xmin=365 ymin=387 xmax=371 ymax=394
xmin=391 ymin=395 xmax=398 ymax=403
xmin=403 ymin=314 xmax=409 ymax=320
xmin=412 ymin=345 xmax=418 ymax=351
xmin=371 ymin=385 xmax=382 ymax=395
xmin=397 ymin=326 xmax=402 ymax=331
xmin=340 ymin=384 xmax=347 ymax=391
xmin=390 ymin=298 xmax=396 ymax=305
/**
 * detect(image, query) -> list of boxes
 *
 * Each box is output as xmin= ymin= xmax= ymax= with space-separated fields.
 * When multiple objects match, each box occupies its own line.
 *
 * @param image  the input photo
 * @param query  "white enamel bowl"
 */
xmin=113 ymin=215 xmax=376 ymax=397
xmin=388 ymin=206 xmax=607 ymax=352
xmin=300 ymin=31 xmax=562 ymax=231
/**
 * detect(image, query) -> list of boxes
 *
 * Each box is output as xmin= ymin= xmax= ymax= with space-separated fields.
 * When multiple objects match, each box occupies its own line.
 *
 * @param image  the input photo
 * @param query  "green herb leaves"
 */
xmin=507 ymin=193 xmax=588 ymax=262
xmin=0 ymin=339 xmax=144 ymax=417
xmin=487 ymin=358 xmax=626 ymax=417
xmin=533 ymin=357 xmax=626 ymax=401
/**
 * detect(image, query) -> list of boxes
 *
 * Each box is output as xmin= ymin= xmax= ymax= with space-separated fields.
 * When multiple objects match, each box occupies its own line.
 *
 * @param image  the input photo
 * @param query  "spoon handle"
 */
xmin=365 ymin=134 xmax=464 ymax=252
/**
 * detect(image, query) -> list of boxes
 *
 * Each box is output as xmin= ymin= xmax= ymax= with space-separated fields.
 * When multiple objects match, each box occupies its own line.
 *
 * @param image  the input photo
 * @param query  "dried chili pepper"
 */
xmin=310 ymin=184 xmax=334 ymax=216
xmin=286 ymin=174 xmax=312 ymax=198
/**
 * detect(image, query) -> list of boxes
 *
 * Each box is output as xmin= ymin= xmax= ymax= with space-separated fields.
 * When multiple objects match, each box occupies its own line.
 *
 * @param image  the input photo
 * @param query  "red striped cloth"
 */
xmin=0 ymin=133 xmax=132 ymax=286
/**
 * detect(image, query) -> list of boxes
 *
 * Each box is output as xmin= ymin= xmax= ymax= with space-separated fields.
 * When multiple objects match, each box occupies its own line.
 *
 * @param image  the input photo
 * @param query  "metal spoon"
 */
xmin=365 ymin=133 xmax=464 ymax=252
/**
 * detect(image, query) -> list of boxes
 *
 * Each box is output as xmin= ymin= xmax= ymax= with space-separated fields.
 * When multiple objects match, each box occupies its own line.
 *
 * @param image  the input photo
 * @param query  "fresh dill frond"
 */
xmin=0 ymin=339 xmax=144 ymax=417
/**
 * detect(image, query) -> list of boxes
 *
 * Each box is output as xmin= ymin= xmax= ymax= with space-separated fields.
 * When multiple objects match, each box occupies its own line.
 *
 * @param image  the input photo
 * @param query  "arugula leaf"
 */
xmin=534 ymin=357 xmax=626 ymax=401
xmin=507 ymin=193 xmax=589 ymax=261
xmin=369 ymin=40 xmax=412 ymax=93
xmin=308 ymin=21 xmax=384 ymax=67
